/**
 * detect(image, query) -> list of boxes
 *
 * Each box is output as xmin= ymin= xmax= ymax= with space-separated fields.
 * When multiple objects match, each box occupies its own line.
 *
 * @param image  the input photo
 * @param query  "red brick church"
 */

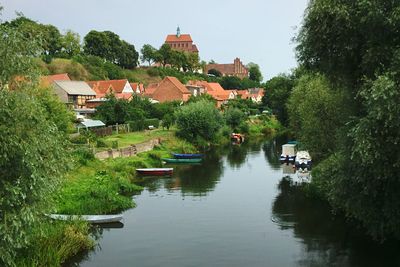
xmin=164 ymin=27 xmax=199 ymax=53
xmin=205 ymin=58 xmax=249 ymax=79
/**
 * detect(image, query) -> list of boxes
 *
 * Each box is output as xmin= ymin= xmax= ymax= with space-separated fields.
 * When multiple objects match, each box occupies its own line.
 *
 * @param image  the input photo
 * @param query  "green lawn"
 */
xmin=99 ymin=129 xmax=175 ymax=149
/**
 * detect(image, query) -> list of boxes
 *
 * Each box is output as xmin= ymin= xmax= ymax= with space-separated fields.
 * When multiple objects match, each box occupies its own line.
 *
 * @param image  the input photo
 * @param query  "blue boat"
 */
xmin=172 ymin=153 xmax=203 ymax=159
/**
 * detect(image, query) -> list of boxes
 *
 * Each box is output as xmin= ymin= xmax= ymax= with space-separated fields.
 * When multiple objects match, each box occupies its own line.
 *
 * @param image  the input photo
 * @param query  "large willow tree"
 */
xmin=0 ymin=17 xmax=70 ymax=266
xmin=295 ymin=0 xmax=400 ymax=239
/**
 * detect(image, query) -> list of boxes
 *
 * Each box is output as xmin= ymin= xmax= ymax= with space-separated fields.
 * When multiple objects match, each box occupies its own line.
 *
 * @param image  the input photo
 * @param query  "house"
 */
xmin=187 ymin=80 xmax=234 ymax=108
xmin=52 ymin=81 xmax=96 ymax=109
xmin=248 ymin=88 xmax=264 ymax=103
xmin=87 ymin=79 xmax=134 ymax=97
xmin=149 ymin=76 xmax=191 ymax=103
xmin=40 ymin=73 xmax=71 ymax=87
xmin=165 ymin=27 xmax=199 ymax=53
xmin=205 ymin=58 xmax=248 ymax=79
xmin=130 ymin=82 xmax=145 ymax=95
xmin=237 ymin=90 xmax=250 ymax=100
xmin=185 ymin=84 xmax=205 ymax=96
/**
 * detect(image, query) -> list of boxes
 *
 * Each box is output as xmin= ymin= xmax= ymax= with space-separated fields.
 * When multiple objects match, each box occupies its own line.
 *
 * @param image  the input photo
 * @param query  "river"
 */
xmin=70 ymin=138 xmax=400 ymax=267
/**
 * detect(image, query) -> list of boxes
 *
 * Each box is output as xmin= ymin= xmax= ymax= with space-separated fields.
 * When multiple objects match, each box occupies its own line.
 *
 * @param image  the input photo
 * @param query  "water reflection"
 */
xmin=262 ymin=140 xmax=282 ymax=170
xmin=272 ymin=176 xmax=400 ymax=267
xmin=172 ymin=150 xmax=224 ymax=196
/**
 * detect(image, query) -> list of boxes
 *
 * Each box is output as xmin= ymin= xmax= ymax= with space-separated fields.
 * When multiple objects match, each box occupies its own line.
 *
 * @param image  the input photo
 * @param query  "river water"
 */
xmin=71 ymin=139 xmax=400 ymax=267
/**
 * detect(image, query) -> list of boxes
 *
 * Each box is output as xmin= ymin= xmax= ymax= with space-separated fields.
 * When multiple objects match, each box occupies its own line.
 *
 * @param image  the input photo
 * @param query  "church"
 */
xmin=164 ymin=27 xmax=199 ymax=53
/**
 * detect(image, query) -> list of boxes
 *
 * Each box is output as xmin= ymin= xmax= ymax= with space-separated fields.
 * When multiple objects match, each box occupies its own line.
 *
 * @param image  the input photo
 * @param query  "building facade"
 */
xmin=205 ymin=58 xmax=249 ymax=79
xmin=165 ymin=27 xmax=199 ymax=53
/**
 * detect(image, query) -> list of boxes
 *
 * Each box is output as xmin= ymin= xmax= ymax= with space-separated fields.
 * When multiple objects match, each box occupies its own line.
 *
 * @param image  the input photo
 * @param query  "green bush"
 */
xmin=147 ymin=67 xmax=160 ymax=77
xmin=238 ymin=121 xmax=250 ymax=134
xmin=96 ymin=139 xmax=107 ymax=148
xmin=127 ymin=120 xmax=145 ymax=131
xmin=175 ymin=100 xmax=223 ymax=143
xmin=144 ymin=118 xmax=160 ymax=128
xmin=111 ymin=140 xmax=119 ymax=149
xmin=72 ymin=147 xmax=95 ymax=165
xmin=249 ymin=108 xmax=260 ymax=115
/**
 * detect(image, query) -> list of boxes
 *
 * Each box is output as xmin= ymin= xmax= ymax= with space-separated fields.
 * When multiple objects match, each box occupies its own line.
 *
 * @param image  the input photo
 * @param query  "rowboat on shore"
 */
xmin=162 ymin=158 xmax=202 ymax=164
xmin=48 ymin=214 xmax=123 ymax=224
xmin=136 ymin=168 xmax=173 ymax=176
xmin=172 ymin=153 xmax=203 ymax=159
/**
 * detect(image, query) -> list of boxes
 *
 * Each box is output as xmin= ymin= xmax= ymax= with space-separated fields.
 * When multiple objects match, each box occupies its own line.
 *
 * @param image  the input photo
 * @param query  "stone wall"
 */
xmin=95 ymin=138 xmax=161 ymax=160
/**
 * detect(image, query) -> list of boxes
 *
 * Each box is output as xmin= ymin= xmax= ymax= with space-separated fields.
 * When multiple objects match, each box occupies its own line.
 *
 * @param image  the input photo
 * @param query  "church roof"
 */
xmin=165 ymin=34 xmax=193 ymax=42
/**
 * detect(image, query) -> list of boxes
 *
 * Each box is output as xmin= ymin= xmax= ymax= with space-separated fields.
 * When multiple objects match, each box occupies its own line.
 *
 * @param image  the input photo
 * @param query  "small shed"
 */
xmin=77 ymin=119 xmax=105 ymax=132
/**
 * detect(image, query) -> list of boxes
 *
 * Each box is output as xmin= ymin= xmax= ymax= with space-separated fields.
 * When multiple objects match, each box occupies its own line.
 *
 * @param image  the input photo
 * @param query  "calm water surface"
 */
xmin=71 ymin=139 xmax=400 ymax=267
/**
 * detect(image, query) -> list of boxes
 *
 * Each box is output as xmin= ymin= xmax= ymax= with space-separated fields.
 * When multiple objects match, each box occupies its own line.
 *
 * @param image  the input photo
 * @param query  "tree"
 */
xmin=296 ymin=0 xmax=400 ymax=91
xmin=0 ymin=23 xmax=41 ymax=87
xmin=0 ymin=22 xmax=68 ymax=266
xmin=247 ymin=62 xmax=263 ymax=83
xmin=262 ymin=74 xmax=295 ymax=125
xmin=4 ymin=16 xmax=62 ymax=61
xmin=186 ymin=52 xmax=200 ymax=72
xmin=60 ymin=30 xmax=81 ymax=58
xmin=224 ymin=107 xmax=246 ymax=131
xmin=175 ymin=100 xmax=223 ymax=142
xmin=140 ymin=44 xmax=157 ymax=66
xmin=295 ymin=0 xmax=400 ymax=240
xmin=187 ymin=93 xmax=216 ymax=104
xmin=158 ymin=44 xmax=173 ymax=67
xmin=207 ymin=68 xmax=222 ymax=77
xmin=83 ymin=30 xmax=138 ymax=69
xmin=220 ymin=76 xmax=242 ymax=89
xmin=287 ymin=74 xmax=345 ymax=159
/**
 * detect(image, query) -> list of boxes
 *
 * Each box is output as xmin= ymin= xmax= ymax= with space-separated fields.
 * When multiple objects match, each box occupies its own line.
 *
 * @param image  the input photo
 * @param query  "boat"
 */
xmin=162 ymin=158 xmax=202 ymax=163
xmin=136 ymin=168 xmax=173 ymax=176
xmin=295 ymin=151 xmax=312 ymax=167
xmin=280 ymin=144 xmax=297 ymax=163
xmin=231 ymin=133 xmax=244 ymax=144
xmin=172 ymin=153 xmax=203 ymax=159
xmin=48 ymin=214 xmax=123 ymax=224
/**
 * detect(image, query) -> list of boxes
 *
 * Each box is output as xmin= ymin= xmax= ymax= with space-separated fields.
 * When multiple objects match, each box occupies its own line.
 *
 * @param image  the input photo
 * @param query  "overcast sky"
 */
xmin=2 ymin=0 xmax=309 ymax=80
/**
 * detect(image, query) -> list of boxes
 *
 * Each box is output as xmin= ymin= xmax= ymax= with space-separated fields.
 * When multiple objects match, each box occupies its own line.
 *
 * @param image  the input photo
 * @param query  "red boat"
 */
xmin=136 ymin=168 xmax=173 ymax=176
xmin=231 ymin=133 xmax=244 ymax=144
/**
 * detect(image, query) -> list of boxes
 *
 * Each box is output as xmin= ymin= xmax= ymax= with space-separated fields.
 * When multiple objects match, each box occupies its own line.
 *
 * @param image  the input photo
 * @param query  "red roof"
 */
xmin=166 ymin=76 xmax=191 ymax=94
xmin=165 ymin=34 xmax=193 ymax=43
xmin=41 ymin=73 xmax=70 ymax=86
xmin=151 ymin=76 xmax=191 ymax=103
xmin=130 ymin=83 xmax=145 ymax=94
xmin=87 ymin=79 xmax=130 ymax=94
xmin=144 ymin=83 xmax=159 ymax=97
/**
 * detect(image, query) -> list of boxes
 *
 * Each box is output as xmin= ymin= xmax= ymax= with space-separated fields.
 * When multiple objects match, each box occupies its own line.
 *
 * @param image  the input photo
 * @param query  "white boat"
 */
xmin=280 ymin=144 xmax=297 ymax=163
xmin=48 ymin=214 xmax=123 ymax=224
xmin=295 ymin=151 xmax=312 ymax=167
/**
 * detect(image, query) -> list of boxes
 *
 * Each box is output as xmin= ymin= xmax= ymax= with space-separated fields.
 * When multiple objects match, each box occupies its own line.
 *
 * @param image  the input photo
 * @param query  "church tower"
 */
xmin=176 ymin=26 xmax=181 ymax=38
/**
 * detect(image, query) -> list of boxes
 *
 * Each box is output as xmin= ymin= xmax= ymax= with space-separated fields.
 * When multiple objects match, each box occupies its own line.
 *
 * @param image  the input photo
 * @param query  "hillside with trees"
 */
xmin=263 ymin=0 xmax=400 ymax=240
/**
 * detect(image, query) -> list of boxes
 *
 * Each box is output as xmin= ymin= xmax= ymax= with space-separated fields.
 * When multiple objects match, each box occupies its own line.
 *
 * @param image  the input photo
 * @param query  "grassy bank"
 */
xmin=18 ymin=129 xmax=196 ymax=266
xmin=23 ymin=120 xmax=282 ymax=265
xmin=247 ymin=115 xmax=284 ymax=137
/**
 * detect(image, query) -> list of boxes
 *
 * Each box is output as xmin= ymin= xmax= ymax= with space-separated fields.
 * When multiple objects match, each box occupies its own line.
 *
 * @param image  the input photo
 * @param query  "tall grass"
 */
xmin=16 ymin=220 xmax=93 ymax=266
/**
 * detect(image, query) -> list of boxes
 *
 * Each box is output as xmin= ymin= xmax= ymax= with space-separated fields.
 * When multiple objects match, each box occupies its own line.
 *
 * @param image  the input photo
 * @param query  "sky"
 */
xmin=2 ymin=0 xmax=309 ymax=81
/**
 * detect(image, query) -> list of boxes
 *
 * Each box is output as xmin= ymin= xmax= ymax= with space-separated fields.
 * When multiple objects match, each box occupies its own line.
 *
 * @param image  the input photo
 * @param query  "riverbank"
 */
xmin=17 ymin=129 xmax=197 ymax=265
xmin=22 ymin=121 xmax=279 ymax=265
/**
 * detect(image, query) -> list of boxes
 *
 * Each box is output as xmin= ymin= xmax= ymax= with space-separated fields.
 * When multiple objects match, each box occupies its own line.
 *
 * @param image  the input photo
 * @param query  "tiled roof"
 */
xmin=54 ymin=81 xmax=96 ymax=96
xmin=130 ymin=83 xmax=145 ymax=94
xmin=165 ymin=34 xmax=193 ymax=42
xmin=144 ymin=83 xmax=159 ymax=97
xmin=41 ymin=73 xmax=70 ymax=86
xmin=206 ymin=64 xmax=235 ymax=75
xmin=165 ymin=76 xmax=191 ymax=94
xmin=150 ymin=76 xmax=191 ymax=103
xmin=87 ymin=79 xmax=129 ymax=94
